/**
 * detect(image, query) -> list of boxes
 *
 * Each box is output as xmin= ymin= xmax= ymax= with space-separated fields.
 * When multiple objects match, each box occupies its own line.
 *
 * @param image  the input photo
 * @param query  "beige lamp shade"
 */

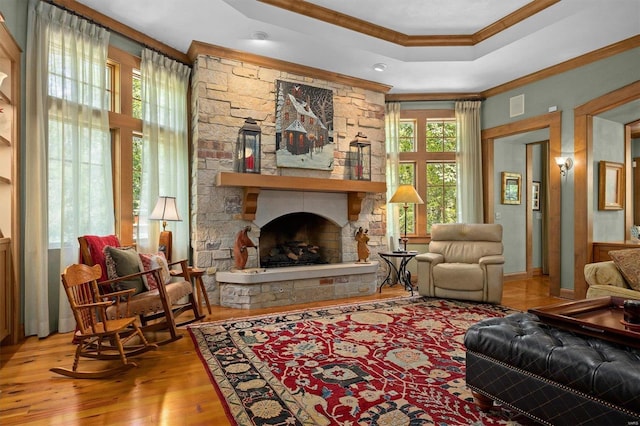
xmin=150 ymin=196 xmax=181 ymax=230
xmin=389 ymin=184 xmax=423 ymax=251
xmin=389 ymin=184 xmax=424 ymax=205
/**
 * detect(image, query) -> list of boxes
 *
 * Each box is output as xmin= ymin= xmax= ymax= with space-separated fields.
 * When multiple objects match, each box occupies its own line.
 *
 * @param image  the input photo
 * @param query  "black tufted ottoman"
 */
xmin=464 ymin=312 xmax=640 ymax=425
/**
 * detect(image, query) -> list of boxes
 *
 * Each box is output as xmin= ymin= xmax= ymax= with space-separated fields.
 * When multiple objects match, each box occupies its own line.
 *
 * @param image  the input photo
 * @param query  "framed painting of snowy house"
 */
xmin=275 ymin=80 xmax=334 ymax=170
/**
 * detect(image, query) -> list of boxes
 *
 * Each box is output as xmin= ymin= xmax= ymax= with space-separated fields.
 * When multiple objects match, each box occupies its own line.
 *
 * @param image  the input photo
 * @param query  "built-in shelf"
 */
xmin=216 ymin=172 xmax=387 ymax=221
xmin=0 ymin=21 xmax=20 ymax=344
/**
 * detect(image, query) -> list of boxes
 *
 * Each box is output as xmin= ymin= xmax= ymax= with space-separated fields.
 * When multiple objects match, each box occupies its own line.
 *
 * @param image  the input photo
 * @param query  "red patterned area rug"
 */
xmin=188 ymin=297 xmax=526 ymax=426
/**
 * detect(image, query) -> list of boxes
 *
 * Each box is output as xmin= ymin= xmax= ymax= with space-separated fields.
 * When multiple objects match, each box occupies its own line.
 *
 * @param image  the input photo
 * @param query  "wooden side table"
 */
xmin=188 ymin=267 xmax=212 ymax=315
xmin=171 ymin=267 xmax=212 ymax=315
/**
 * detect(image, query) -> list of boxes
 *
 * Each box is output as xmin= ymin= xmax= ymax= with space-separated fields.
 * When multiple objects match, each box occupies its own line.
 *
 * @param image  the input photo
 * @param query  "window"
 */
xmin=46 ymin=37 xmax=113 ymax=247
xmin=398 ymin=110 xmax=457 ymax=241
xmin=107 ymin=46 xmax=143 ymax=245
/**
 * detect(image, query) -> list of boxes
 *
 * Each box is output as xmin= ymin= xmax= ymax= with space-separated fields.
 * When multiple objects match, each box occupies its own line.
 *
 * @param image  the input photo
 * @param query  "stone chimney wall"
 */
xmin=190 ymin=54 xmax=388 ymax=305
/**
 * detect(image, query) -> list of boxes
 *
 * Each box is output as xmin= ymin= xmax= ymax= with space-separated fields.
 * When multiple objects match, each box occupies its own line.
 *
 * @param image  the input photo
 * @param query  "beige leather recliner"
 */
xmin=416 ymin=223 xmax=504 ymax=303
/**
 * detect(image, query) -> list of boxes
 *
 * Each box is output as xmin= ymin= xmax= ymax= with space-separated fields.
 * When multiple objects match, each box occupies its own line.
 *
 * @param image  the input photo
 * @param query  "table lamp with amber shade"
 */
xmin=149 ymin=196 xmax=181 ymax=262
xmin=389 ymin=184 xmax=424 ymax=252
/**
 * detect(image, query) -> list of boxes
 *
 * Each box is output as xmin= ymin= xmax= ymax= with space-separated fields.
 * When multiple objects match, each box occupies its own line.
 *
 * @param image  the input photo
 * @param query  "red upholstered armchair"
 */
xmin=78 ymin=235 xmax=204 ymax=345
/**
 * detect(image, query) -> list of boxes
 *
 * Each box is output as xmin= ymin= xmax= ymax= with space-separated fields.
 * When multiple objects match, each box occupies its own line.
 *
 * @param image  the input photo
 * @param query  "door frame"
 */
xmin=526 ymin=141 xmax=548 ymax=277
xmin=482 ymin=111 xmax=562 ymax=297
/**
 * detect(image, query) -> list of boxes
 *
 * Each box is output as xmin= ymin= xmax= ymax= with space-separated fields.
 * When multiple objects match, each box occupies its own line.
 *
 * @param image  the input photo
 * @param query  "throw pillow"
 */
xmin=138 ymin=252 xmax=171 ymax=290
xmin=103 ymin=246 xmax=146 ymax=296
xmin=608 ymin=248 xmax=640 ymax=291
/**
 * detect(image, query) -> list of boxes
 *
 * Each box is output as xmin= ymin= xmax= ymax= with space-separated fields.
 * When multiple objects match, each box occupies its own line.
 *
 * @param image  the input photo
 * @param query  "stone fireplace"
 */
xmin=214 ymin=188 xmax=383 ymax=308
xmin=188 ymin=47 xmax=389 ymax=308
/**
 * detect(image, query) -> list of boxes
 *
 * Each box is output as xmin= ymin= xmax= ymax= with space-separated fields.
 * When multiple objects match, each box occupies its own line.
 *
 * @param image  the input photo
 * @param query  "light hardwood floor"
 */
xmin=1 ymin=277 xmax=565 ymax=425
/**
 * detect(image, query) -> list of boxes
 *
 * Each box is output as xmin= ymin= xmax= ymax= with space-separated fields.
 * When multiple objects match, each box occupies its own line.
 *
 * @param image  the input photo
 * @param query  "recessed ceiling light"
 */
xmin=252 ymin=31 xmax=268 ymax=41
xmin=373 ymin=63 xmax=387 ymax=72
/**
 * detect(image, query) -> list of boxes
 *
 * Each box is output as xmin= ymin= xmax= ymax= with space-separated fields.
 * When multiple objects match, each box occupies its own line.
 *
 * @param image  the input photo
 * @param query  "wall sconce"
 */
xmin=555 ymin=156 xmax=573 ymax=176
xmin=349 ymin=132 xmax=371 ymax=181
xmin=149 ymin=196 xmax=182 ymax=262
xmin=235 ymin=117 xmax=261 ymax=174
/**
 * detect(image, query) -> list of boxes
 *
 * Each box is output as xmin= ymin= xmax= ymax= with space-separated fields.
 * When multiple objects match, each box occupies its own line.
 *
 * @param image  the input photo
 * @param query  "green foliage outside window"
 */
xmin=426 ymin=120 xmax=457 ymax=232
xmin=426 ymin=162 xmax=457 ymax=233
xmin=399 ymin=121 xmax=415 ymax=152
xmin=132 ymin=135 xmax=143 ymax=213
xmin=132 ymin=71 xmax=142 ymax=119
xmin=426 ymin=121 xmax=456 ymax=152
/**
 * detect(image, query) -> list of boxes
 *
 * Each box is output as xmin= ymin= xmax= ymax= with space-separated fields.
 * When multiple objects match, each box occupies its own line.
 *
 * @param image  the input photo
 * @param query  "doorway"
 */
xmin=482 ymin=112 xmax=562 ymax=297
xmin=526 ymin=141 xmax=549 ymax=278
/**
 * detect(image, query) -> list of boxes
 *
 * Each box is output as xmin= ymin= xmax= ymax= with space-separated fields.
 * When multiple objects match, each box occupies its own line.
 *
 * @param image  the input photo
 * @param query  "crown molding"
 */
xmin=385 ymin=93 xmax=484 ymax=102
xmin=188 ymin=41 xmax=393 ymax=93
xmin=482 ymin=35 xmax=640 ymax=98
xmin=258 ymin=0 xmax=559 ymax=47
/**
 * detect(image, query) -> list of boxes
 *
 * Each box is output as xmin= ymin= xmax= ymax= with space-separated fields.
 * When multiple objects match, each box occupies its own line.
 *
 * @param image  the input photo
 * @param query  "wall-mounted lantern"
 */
xmin=235 ymin=117 xmax=261 ymax=173
xmin=349 ymin=132 xmax=371 ymax=181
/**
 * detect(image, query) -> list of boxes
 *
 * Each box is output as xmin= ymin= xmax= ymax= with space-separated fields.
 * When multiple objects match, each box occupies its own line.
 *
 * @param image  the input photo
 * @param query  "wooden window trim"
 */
xmin=399 ymin=109 xmax=456 ymax=240
xmin=108 ymin=46 xmax=142 ymax=245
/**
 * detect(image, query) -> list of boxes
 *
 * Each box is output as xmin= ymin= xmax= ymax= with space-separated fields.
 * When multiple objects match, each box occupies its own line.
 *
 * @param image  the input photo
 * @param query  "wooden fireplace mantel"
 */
xmin=216 ymin=172 xmax=387 ymax=221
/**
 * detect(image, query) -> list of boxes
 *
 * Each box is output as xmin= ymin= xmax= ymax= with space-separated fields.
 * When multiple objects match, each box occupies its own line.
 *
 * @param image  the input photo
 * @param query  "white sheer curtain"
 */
xmin=455 ymin=100 xmax=484 ymax=223
xmin=385 ymin=102 xmax=401 ymax=249
xmin=25 ymin=0 xmax=113 ymax=336
xmin=137 ymin=49 xmax=191 ymax=260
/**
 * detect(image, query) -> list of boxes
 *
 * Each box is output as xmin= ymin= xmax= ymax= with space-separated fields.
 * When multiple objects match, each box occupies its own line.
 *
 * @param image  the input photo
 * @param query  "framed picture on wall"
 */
xmin=501 ymin=172 xmax=521 ymax=205
xmin=598 ymin=161 xmax=624 ymax=210
xmin=275 ymin=80 xmax=335 ymax=170
xmin=532 ymin=181 xmax=541 ymax=211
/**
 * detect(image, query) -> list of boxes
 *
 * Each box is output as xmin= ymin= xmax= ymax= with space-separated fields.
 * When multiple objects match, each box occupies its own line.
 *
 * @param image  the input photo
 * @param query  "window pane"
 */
xmin=399 ymin=163 xmax=414 ymax=185
xmin=426 ymin=186 xmax=443 ymax=233
xmin=399 ymin=120 xmax=415 ymax=152
xmin=132 ymin=135 xmax=143 ymax=242
xmin=47 ymin=42 xmax=106 ymax=109
xmin=443 ymin=122 xmax=456 ymax=151
xmin=443 ymin=163 xmax=457 ymax=184
xmin=132 ymin=69 xmax=142 ymax=119
xmin=426 ymin=162 xmax=457 ymax=233
xmin=444 ymin=186 xmax=457 ymax=223
xmin=426 ymin=120 xmax=456 ymax=152
xmin=105 ymin=64 xmax=113 ymax=111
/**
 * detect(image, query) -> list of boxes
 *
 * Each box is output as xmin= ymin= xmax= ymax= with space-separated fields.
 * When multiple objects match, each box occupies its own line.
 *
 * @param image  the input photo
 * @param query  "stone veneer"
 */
xmin=216 ymin=262 xmax=379 ymax=309
xmin=190 ymin=53 xmax=388 ymax=306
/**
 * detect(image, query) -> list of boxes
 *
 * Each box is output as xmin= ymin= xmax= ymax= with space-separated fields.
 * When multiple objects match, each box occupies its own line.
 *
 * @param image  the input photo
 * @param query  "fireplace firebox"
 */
xmin=259 ymin=212 xmax=341 ymax=268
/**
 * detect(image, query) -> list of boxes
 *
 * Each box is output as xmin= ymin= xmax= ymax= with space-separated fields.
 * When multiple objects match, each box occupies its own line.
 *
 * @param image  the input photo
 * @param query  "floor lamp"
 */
xmin=149 ymin=196 xmax=181 ymax=262
xmin=389 ymin=184 xmax=424 ymax=252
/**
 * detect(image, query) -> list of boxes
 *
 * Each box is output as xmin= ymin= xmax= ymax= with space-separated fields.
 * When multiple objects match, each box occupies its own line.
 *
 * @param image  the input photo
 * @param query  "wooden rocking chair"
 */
xmin=77 ymin=235 xmax=204 ymax=346
xmin=51 ymin=264 xmax=158 ymax=379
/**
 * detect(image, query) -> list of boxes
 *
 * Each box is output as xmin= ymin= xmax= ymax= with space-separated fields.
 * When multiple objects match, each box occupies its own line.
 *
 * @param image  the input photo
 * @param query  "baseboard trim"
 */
xmin=504 ymin=272 xmax=529 ymax=282
xmin=559 ymin=288 xmax=575 ymax=300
